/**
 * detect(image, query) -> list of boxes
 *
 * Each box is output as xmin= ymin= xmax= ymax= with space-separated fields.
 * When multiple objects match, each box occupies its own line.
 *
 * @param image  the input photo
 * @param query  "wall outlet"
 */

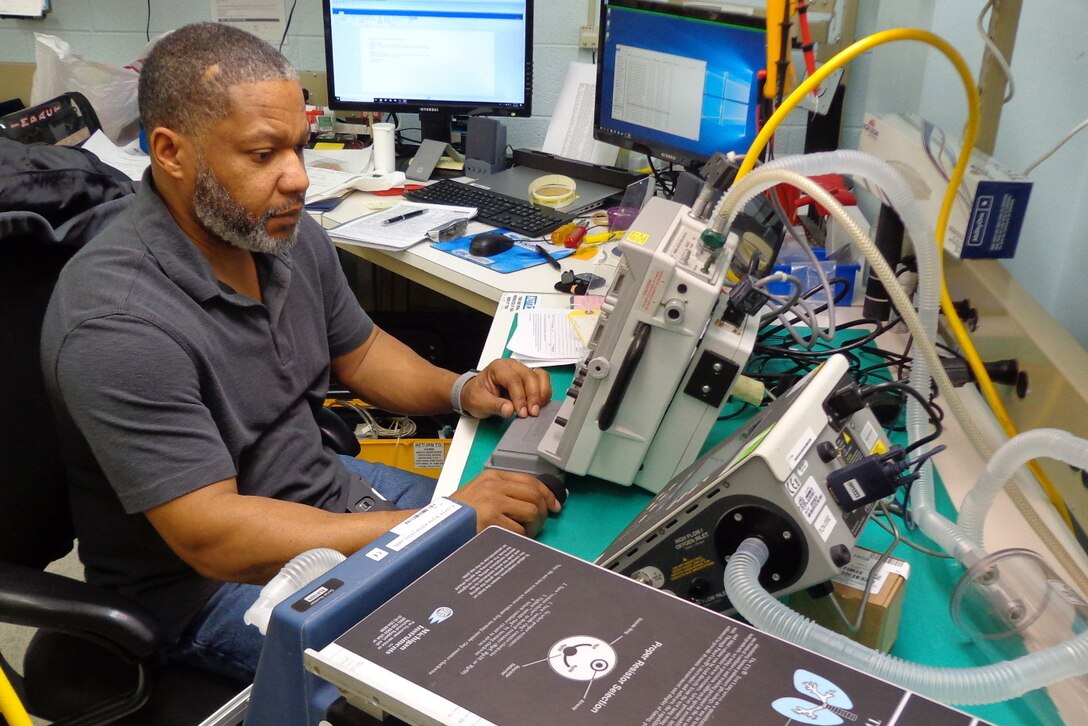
xmin=579 ymin=25 xmax=598 ymax=49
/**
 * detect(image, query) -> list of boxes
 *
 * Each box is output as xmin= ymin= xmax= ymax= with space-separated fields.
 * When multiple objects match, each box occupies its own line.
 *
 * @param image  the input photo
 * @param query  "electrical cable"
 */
xmin=732 ymin=28 xmax=1082 ymax=578
xmin=766 ymin=190 xmax=837 ymax=343
xmin=826 ymin=500 xmax=901 ymax=634
xmin=331 ymin=402 xmax=418 ymax=439
xmin=796 ymin=1 xmax=818 ymax=80
xmin=773 ymin=0 xmax=793 ymax=105
xmin=645 ymin=154 xmax=675 ymax=198
xmin=871 ymin=506 xmax=954 ymax=559
xmin=977 ymin=0 xmax=1015 ymax=104
xmin=726 ymin=164 xmax=1088 ymax=594
xmin=279 ymin=0 xmax=299 ymax=52
xmin=861 ymin=381 xmax=943 ymax=453
xmin=1023 ymin=116 xmax=1088 ymax=176
xmin=145 ymin=0 xmax=151 ymax=42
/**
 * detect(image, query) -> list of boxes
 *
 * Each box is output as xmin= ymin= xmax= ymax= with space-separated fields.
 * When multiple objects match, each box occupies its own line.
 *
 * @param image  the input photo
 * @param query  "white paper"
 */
xmin=543 ymin=62 xmax=620 ymax=167
xmin=304 ymin=148 xmax=374 ymax=175
xmin=507 ymin=309 xmax=586 ymax=366
xmin=0 ymin=0 xmax=44 ymax=17
xmin=833 ymin=549 xmax=911 ymax=597
xmin=81 ymin=130 xmax=150 ymax=181
xmin=329 ymin=202 xmax=475 ymax=250
xmin=304 ymin=166 xmax=363 ymax=202
xmin=212 ymin=0 xmax=286 ymax=44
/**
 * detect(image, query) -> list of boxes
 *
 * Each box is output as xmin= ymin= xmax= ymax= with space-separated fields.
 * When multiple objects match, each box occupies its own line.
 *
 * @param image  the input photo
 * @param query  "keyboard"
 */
xmin=405 ymin=179 xmax=572 ymax=238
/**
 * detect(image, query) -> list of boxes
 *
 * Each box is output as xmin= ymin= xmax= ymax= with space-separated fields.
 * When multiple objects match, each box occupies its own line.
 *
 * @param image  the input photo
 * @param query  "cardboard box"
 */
xmin=859 ymin=112 xmax=1032 ymax=259
xmin=788 ymin=545 xmax=909 ymax=653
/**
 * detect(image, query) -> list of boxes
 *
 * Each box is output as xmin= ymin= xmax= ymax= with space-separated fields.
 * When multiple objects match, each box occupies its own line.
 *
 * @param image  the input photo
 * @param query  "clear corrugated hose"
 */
xmin=726 ymin=538 xmax=1088 ymax=705
xmin=714 ymin=151 xmax=1088 ymax=706
xmin=243 ymin=548 xmax=347 ymax=635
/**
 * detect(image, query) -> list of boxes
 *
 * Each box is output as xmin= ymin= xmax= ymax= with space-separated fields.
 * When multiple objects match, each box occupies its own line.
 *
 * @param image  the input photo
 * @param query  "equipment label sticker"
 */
xmin=861 ymin=421 xmax=880 ymax=453
xmin=787 ymin=427 xmax=817 ymax=470
xmin=813 ymin=506 xmax=837 ymax=542
xmin=388 ymin=498 xmax=462 ymax=552
xmin=413 ymin=442 xmax=447 ymax=470
xmin=794 ymin=477 xmax=825 ymax=524
xmin=834 ymin=549 xmax=910 ymax=596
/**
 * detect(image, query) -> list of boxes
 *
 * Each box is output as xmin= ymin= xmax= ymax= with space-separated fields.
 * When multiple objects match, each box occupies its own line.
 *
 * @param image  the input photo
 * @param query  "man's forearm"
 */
xmin=146 ymin=484 xmax=416 ymax=583
xmin=333 ymin=327 xmax=458 ymax=415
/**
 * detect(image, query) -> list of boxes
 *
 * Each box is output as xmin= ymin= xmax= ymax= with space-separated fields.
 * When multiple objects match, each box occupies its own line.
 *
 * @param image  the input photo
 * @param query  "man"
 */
xmin=40 ymin=22 xmax=560 ymax=682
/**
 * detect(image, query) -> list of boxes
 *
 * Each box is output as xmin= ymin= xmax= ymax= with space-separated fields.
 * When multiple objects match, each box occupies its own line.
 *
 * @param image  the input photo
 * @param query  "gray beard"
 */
xmin=193 ymin=163 xmax=302 ymax=255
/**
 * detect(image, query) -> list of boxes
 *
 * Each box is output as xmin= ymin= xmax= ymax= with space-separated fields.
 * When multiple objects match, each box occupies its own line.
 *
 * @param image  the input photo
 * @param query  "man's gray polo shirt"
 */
xmin=41 ymin=177 xmax=373 ymax=636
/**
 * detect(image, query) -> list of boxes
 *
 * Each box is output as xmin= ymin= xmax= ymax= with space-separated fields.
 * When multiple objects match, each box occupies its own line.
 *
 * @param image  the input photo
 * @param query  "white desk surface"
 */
xmin=319 ymin=192 xmax=622 ymax=316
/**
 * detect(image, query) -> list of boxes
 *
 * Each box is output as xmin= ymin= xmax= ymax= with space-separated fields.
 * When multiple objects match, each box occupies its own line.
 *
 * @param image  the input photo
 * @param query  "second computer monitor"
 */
xmin=594 ymin=0 xmax=766 ymax=168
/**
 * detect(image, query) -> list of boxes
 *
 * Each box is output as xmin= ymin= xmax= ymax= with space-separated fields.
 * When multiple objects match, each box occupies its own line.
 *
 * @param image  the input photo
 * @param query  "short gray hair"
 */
xmin=138 ymin=22 xmax=298 ymax=136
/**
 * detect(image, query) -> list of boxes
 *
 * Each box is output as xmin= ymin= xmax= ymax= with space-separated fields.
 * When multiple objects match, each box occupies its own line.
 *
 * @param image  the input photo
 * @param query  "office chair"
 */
xmin=0 ymin=217 xmax=367 ymax=726
xmin=0 ymin=91 xmax=102 ymax=146
xmin=0 ymin=224 xmax=252 ymax=724
xmin=0 ymin=132 xmax=366 ymax=722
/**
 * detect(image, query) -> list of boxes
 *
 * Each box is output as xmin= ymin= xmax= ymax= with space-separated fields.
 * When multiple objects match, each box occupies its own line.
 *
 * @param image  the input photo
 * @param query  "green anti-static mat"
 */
xmin=456 ymin=338 xmax=1041 ymax=724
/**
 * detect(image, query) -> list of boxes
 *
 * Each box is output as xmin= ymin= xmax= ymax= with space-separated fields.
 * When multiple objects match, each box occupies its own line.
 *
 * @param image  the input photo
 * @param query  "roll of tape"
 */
xmin=528 ymin=174 xmax=577 ymax=208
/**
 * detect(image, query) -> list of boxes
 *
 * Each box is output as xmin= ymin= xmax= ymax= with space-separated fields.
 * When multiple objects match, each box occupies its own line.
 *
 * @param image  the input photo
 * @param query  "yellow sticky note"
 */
xmin=313 ymin=142 xmax=345 ymax=150
xmin=567 ymin=309 xmax=598 ymax=344
xmin=625 ymin=231 xmax=650 ymax=245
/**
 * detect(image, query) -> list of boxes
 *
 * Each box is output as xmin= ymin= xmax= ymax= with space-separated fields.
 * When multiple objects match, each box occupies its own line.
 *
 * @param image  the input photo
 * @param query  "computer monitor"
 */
xmin=322 ymin=0 xmax=533 ymax=143
xmin=594 ymin=0 xmax=766 ymax=168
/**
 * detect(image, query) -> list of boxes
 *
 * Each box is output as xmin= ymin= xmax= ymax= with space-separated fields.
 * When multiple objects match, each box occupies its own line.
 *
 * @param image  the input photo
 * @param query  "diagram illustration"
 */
xmin=772 ymin=669 xmax=858 ymax=725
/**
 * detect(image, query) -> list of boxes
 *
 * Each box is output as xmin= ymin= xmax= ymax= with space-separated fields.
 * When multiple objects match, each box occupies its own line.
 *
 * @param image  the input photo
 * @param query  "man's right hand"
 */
xmin=450 ymin=469 xmax=561 ymax=538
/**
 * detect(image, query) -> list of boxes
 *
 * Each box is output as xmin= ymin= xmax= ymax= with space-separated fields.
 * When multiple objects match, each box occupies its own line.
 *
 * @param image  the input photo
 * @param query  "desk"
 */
xmin=434 ymin=292 xmax=1088 ymax=725
xmin=320 ymin=192 xmax=621 ymax=316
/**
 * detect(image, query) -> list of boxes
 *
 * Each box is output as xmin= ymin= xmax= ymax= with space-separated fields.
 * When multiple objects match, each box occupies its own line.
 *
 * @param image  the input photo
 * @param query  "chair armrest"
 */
xmin=316 ymin=404 xmax=361 ymax=457
xmin=0 ymin=562 xmax=164 ymax=661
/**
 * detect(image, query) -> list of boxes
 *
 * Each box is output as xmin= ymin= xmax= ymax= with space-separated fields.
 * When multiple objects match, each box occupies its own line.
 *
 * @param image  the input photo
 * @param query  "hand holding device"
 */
xmin=450 ymin=470 xmax=560 ymax=538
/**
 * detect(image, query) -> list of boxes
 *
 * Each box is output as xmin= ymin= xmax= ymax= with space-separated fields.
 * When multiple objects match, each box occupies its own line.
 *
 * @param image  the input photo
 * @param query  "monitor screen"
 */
xmin=594 ymin=0 xmax=766 ymax=167
xmin=322 ymin=0 xmax=533 ymax=138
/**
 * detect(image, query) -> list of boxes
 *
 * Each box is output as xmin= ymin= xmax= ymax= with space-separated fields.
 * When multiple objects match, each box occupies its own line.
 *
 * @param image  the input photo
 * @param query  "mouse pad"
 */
xmin=432 ymin=230 xmax=574 ymax=274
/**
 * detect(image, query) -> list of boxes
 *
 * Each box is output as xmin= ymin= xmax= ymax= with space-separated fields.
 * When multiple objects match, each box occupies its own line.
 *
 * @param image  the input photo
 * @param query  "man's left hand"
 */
xmin=461 ymin=359 xmax=552 ymax=418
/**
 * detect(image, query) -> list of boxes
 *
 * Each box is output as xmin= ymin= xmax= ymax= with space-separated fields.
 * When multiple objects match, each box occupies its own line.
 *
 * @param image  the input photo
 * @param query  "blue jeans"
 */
xmin=166 ymin=456 xmax=436 ymax=682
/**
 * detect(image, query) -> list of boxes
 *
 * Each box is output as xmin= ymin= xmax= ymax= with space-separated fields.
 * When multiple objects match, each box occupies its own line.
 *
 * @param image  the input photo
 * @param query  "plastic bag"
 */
xmin=30 ymin=33 xmax=151 ymax=145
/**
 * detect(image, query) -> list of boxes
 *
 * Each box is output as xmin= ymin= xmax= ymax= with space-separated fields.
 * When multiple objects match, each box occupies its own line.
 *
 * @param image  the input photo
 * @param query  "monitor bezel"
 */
xmin=321 ymin=0 xmax=535 ymax=120
xmin=593 ymin=0 xmax=766 ymax=169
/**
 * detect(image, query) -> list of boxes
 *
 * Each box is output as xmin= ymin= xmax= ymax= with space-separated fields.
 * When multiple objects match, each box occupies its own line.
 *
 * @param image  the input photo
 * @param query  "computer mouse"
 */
xmin=469 ymin=231 xmax=515 ymax=257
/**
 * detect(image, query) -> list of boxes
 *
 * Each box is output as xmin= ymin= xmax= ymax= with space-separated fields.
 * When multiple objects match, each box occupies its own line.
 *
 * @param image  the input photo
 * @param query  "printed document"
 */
xmin=542 ymin=62 xmax=620 ymax=166
xmin=328 ymin=202 xmax=475 ymax=250
xmin=507 ymin=309 xmax=585 ymax=367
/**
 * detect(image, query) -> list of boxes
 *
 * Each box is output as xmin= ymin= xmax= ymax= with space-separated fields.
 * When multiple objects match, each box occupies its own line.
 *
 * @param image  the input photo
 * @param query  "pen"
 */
xmin=381 ymin=209 xmax=427 ymax=226
xmin=534 ymin=243 xmax=563 ymax=271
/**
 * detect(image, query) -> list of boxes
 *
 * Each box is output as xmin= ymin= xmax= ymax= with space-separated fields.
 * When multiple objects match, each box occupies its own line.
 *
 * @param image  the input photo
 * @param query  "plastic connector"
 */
xmin=700 ymin=152 xmax=738 ymax=190
xmin=824 ymin=383 xmax=866 ymax=425
xmin=826 ymin=446 xmax=914 ymax=512
xmin=729 ymin=277 xmax=770 ymax=315
xmin=940 ymin=357 xmax=1027 ymax=398
xmin=722 ymin=276 xmax=770 ymax=326
xmin=579 ymin=25 xmax=598 ymax=49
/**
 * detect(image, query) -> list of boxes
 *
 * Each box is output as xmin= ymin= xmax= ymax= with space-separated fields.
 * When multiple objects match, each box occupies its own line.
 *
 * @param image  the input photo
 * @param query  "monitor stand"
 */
xmin=419 ymin=111 xmax=454 ymax=144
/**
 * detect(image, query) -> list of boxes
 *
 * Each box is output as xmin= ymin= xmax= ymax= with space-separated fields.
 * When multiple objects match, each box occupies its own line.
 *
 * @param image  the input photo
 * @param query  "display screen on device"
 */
xmin=323 ymin=0 xmax=531 ymax=115
xmin=595 ymin=0 xmax=766 ymax=167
